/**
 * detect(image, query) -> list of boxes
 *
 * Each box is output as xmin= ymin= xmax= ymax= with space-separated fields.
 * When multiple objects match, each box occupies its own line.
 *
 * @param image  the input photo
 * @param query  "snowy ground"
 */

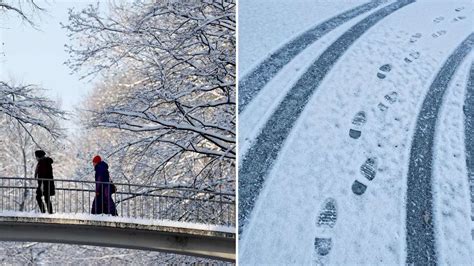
xmin=238 ymin=0 xmax=369 ymax=77
xmin=238 ymin=0 xmax=473 ymax=264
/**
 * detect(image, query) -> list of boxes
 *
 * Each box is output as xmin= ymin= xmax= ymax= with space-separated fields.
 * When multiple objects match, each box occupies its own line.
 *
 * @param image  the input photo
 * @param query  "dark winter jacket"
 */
xmin=94 ymin=161 xmax=112 ymax=194
xmin=35 ymin=157 xmax=55 ymax=196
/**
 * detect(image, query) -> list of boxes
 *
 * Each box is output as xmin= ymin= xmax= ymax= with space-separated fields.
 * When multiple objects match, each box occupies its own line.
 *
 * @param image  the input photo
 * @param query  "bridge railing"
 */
xmin=0 ymin=177 xmax=235 ymax=226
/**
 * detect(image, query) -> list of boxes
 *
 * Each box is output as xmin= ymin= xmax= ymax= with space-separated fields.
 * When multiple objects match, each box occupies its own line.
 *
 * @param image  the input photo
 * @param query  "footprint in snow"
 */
xmin=432 ymin=30 xmax=447 ymax=38
xmin=349 ymin=111 xmax=366 ymax=139
xmin=409 ymin=33 xmax=422 ymax=43
xmin=452 ymin=16 xmax=466 ymax=22
xmin=384 ymin=91 xmax=398 ymax=104
xmin=352 ymin=180 xmax=367 ymax=195
xmin=360 ymin=157 xmax=377 ymax=181
xmin=352 ymin=157 xmax=377 ymax=195
xmin=378 ymin=103 xmax=389 ymax=112
xmin=378 ymin=91 xmax=398 ymax=112
xmin=404 ymin=51 xmax=420 ymax=63
xmin=314 ymin=198 xmax=338 ymax=263
xmin=433 ymin=16 xmax=444 ymax=23
xmin=377 ymin=64 xmax=392 ymax=79
xmin=455 ymin=7 xmax=465 ymax=12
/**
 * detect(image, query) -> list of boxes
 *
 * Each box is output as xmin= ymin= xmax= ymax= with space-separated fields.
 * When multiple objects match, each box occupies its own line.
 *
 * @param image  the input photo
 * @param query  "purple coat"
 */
xmin=91 ymin=161 xmax=117 ymax=215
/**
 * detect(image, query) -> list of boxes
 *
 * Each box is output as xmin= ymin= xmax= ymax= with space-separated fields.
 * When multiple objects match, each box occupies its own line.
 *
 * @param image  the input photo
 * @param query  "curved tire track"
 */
xmin=238 ymin=0 xmax=388 ymax=113
xmin=238 ymin=0 xmax=416 ymax=235
xmin=406 ymin=33 xmax=474 ymax=265
xmin=464 ymin=63 xmax=474 ymax=223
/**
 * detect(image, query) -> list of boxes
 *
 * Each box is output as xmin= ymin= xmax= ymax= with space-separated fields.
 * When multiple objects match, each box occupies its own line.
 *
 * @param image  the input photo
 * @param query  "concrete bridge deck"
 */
xmin=0 ymin=215 xmax=235 ymax=261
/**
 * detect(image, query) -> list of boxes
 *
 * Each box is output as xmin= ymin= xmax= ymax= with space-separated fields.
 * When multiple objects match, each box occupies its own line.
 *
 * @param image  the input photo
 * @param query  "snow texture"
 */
xmin=433 ymin=49 xmax=473 ymax=265
xmin=238 ymin=0 xmax=387 ymax=111
xmin=238 ymin=0 xmax=474 ymax=264
xmin=239 ymin=0 xmax=415 ymax=234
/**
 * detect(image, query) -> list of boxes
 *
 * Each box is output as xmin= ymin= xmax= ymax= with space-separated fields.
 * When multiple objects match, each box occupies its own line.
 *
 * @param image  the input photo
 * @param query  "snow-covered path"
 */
xmin=433 ymin=51 xmax=473 ymax=264
xmin=405 ymin=33 xmax=474 ymax=263
xmin=238 ymin=0 xmax=387 ymax=112
xmin=238 ymin=0 xmax=473 ymax=264
xmin=238 ymin=0 xmax=415 ymax=235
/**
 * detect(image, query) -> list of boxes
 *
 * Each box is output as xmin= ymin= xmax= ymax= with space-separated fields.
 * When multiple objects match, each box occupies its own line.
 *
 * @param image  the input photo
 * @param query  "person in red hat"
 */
xmin=91 ymin=155 xmax=117 ymax=216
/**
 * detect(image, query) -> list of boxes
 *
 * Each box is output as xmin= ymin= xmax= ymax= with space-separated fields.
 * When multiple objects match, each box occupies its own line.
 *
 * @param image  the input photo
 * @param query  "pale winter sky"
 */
xmin=0 ymin=0 xmax=97 ymax=132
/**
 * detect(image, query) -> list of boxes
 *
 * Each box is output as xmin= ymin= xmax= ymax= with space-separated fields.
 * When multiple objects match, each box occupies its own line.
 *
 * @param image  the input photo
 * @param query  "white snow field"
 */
xmin=238 ymin=0 xmax=473 ymax=265
xmin=238 ymin=0 xmax=369 ymax=78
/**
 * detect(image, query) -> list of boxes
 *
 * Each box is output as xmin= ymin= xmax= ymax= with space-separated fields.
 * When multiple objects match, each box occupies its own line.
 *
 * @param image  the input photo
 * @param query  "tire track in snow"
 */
xmin=464 ymin=63 xmax=474 ymax=224
xmin=238 ymin=0 xmax=416 ymax=235
xmin=238 ymin=0 xmax=388 ymax=113
xmin=406 ymin=33 xmax=474 ymax=265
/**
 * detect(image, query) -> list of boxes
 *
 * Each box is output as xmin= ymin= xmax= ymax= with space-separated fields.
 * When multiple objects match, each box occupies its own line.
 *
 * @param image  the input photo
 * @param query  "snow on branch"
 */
xmin=0 ymin=0 xmax=45 ymax=26
xmin=65 ymin=0 xmax=235 ymax=188
xmin=0 ymin=81 xmax=67 ymax=140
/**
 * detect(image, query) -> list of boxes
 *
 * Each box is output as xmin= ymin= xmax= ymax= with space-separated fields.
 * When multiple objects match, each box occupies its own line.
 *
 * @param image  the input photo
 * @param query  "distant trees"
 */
xmin=64 ymin=1 xmax=236 ymax=192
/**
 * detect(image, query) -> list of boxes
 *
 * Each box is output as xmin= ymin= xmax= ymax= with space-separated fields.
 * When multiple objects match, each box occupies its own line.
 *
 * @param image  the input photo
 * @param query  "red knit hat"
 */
xmin=92 ymin=155 xmax=102 ymax=164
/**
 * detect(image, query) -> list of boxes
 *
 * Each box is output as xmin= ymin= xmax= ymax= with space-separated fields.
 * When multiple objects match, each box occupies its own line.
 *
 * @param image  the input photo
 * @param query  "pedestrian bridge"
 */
xmin=0 ymin=215 xmax=235 ymax=261
xmin=0 ymin=177 xmax=235 ymax=261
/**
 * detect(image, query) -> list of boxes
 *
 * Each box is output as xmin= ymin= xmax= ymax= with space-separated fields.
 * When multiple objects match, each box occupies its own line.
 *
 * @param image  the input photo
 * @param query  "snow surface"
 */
xmin=0 ymin=211 xmax=234 ymax=234
xmin=433 ymin=54 xmax=473 ymax=264
xmin=238 ymin=0 xmax=368 ymax=77
xmin=238 ymin=0 xmax=393 ymax=158
xmin=238 ymin=0 xmax=474 ymax=264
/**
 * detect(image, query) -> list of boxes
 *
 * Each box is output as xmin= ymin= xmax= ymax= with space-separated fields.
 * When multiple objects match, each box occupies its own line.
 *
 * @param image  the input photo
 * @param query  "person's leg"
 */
xmin=36 ymin=188 xmax=45 ymax=213
xmin=44 ymin=193 xmax=53 ymax=214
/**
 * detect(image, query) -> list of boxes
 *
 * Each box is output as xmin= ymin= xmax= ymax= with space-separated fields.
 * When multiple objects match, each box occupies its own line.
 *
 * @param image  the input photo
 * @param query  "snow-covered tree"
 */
xmin=1 ymin=1 xmax=67 ymax=141
xmin=0 ymin=0 xmax=45 ymax=26
xmin=0 ymin=82 xmax=67 ymax=140
xmin=0 ymin=113 xmax=74 ymax=211
xmin=0 ymin=1 xmax=235 ymax=263
xmin=0 ymin=2 xmax=68 ymax=213
xmin=64 ymin=0 xmax=236 ymax=192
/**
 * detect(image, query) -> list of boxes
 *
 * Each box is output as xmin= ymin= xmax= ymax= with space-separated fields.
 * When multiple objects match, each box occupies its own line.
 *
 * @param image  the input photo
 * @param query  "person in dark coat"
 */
xmin=91 ymin=155 xmax=117 ymax=216
xmin=34 ymin=150 xmax=55 ymax=214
